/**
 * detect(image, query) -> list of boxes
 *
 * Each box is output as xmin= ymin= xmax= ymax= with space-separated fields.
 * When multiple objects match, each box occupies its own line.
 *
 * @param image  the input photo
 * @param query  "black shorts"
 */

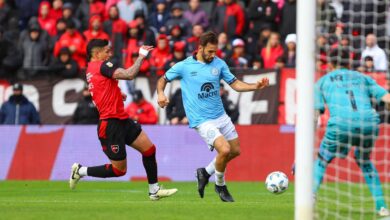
xmin=97 ymin=118 xmax=142 ymax=161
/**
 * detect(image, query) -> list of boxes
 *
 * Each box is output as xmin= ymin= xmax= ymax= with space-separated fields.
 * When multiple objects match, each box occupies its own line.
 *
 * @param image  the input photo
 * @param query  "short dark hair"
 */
xmin=329 ymin=49 xmax=350 ymax=68
xmin=199 ymin=31 xmax=218 ymax=47
xmin=86 ymin=39 xmax=109 ymax=61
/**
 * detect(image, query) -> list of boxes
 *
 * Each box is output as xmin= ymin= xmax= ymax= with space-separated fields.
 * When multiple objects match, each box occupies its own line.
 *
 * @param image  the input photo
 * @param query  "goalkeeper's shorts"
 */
xmin=319 ymin=124 xmax=379 ymax=162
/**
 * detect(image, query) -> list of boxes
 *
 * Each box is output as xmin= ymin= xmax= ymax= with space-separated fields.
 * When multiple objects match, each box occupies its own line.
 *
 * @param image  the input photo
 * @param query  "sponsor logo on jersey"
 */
xmin=106 ymin=62 xmax=113 ymax=68
xmin=111 ymin=145 xmax=119 ymax=153
xmin=198 ymin=82 xmax=218 ymax=99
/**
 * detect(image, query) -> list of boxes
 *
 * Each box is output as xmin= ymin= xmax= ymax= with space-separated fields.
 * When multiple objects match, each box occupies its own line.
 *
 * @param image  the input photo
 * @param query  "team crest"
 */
xmin=111 ymin=145 xmax=119 ymax=153
xmin=211 ymin=68 xmax=219 ymax=76
xmin=106 ymin=62 xmax=113 ymax=68
xmin=207 ymin=130 xmax=216 ymax=139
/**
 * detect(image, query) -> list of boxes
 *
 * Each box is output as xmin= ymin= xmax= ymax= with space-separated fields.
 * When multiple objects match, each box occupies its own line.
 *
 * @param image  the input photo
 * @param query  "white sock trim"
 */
xmin=215 ymin=170 xmax=225 ymax=186
xmin=205 ymin=158 xmax=216 ymax=175
xmin=78 ymin=167 xmax=88 ymax=177
xmin=149 ymin=183 xmax=159 ymax=194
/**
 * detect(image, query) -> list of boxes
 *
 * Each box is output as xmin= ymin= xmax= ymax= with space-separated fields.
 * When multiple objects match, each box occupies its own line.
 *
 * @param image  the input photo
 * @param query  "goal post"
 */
xmin=295 ymin=0 xmax=316 ymax=219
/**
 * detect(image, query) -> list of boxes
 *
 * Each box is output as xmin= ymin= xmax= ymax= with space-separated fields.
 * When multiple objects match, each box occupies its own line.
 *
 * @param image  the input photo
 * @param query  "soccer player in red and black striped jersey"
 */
xmin=69 ymin=39 xmax=177 ymax=200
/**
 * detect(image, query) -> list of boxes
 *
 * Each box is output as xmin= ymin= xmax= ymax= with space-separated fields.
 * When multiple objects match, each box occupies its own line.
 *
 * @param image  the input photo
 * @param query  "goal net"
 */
xmin=314 ymin=1 xmax=390 ymax=219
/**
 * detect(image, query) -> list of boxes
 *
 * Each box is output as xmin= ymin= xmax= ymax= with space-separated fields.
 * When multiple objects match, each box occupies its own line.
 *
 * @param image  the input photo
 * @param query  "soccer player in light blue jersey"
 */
xmin=156 ymin=31 xmax=269 ymax=202
xmin=314 ymin=50 xmax=390 ymax=217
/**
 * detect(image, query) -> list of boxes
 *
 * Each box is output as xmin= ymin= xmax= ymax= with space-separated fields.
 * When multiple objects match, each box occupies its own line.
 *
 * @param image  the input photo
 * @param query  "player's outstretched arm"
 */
xmin=229 ymin=77 xmax=269 ymax=92
xmin=112 ymin=46 xmax=153 ymax=80
xmin=157 ymin=76 xmax=170 ymax=108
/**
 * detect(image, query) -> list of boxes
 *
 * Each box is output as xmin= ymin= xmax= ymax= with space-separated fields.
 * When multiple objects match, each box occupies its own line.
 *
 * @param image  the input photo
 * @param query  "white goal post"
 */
xmin=295 ymin=0 xmax=316 ymax=219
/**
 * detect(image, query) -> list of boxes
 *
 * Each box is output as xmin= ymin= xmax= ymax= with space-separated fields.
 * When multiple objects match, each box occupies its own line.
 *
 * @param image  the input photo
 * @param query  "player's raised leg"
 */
xmin=130 ymin=130 xmax=178 ymax=201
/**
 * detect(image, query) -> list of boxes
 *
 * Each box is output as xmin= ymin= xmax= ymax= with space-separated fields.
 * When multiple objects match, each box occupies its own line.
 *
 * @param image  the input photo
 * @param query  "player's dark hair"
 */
xmin=86 ymin=39 xmax=109 ymax=62
xmin=199 ymin=31 xmax=218 ymax=47
xmin=329 ymin=49 xmax=350 ymax=68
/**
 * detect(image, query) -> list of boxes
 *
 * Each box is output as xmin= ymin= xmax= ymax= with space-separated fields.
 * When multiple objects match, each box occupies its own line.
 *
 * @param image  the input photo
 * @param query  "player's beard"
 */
xmin=201 ymin=50 xmax=214 ymax=64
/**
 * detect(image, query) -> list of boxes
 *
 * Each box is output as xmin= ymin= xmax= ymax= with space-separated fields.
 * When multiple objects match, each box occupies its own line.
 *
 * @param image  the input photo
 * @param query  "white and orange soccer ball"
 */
xmin=265 ymin=171 xmax=289 ymax=194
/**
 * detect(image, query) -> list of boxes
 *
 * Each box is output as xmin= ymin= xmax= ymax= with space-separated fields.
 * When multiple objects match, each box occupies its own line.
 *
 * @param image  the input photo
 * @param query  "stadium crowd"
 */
xmin=0 ymin=0 xmax=389 ymax=124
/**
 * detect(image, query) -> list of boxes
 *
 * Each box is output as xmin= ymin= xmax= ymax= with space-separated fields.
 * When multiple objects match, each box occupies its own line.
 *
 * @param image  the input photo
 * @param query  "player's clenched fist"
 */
xmin=157 ymin=94 xmax=169 ymax=108
xmin=256 ymin=77 xmax=269 ymax=89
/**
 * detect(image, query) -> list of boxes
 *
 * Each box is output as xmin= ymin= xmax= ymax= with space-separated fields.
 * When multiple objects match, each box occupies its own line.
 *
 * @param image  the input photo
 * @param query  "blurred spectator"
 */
xmin=183 ymin=0 xmax=209 ymax=30
xmin=316 ymin=35 xmax=328 ymax=72
xmin=124 ymin=20 xmax=142 ymax=66
xmin=328 ymin=22 xmax=344 ymax=46
xmin=220 ymin=83 xmax=239 ymax=124
xmin=3 ymin=17 xmax=20 ymax=45
xmin=248 ymin=0 xmax=278 ymax=35
xmin=150 ymin=34 xmax=172 ymax=76
xmin=51 ymin=18 xmax=67 ymax=44
xmin=134 ymin=10 xmax=156 ymax=46
xmin=83 ymin=15 xmax=110 ymax=42
xmin=20 ymin=25 xmax=50 ymax=77
xmin=54 ymin=20 xmax=87 ymax=69
xmin=117 ymin=0 xmax=148 ymax=23
xmin=148 ymin=0 xmax=170 ymax=34
xmin=164 ymin=41 xmax=186 ymax=71
xmin=50 ymin=0 xmax=64 ymax=21
xmin=50 ymin=47 xmax=79 ymax=78
xmin=275 ymin=56 xmax=286 ymax=70
xmin=38 ymin=2 xmax=57 ymax=37
xmin=0 ymin=0 xmax=12 ymax=28
xmin=76 ymin=0 xmax=105 ymax=31
xmin=166 ymin=88 xmax=188 ymax=125
xmin=186 ymin=24 xmax=203 ymax=56
xmin=361 ymin=33 xmax=388 ymax=72
xmin=169 ymin=25 xmax=186 ymax=46
xmin=317 ymin=0 xmax=337 ymax=34
xmin=246 ymin=24 xmax=272 ymax=60
xmin=283 ymin=33 xmax=296 ymax=68
xmin=103 ymin=5 xmax=128 ymax=66
xmin=357 ymin=56 xmax=375 ymax=73
xmin=125 ymin=90 xmax=158 ymax=125
xmin=251 ymin=55 xmax=263 ymax=70
xmin=62 ymin=3 xmax=81 ymax=30
xmin=0 ymin=26 xmax=21 ymax=79
xmin=216 ymin=32 xmax=231 ymax=59
xmin=15 ymin=0 xmax=41 ymax=30
xmin=211 ymin=0 xmax=245 ymax=38
xmin=279 ymin=0 xmax=296 ymax=40
xmin=72 ymin=85 xmax=99 ymax=124
xmin=261 ymin=32 xmax=283 ymax=69
xmin=105 ymin=0 xmax=120 ymax=14
xmin=226 ymin=38 xmax=250 ymax=69
xmin=0 ymin=83 xmax=40 ymax=125
xmin=165 ymin=3 xmax=191 ymax=37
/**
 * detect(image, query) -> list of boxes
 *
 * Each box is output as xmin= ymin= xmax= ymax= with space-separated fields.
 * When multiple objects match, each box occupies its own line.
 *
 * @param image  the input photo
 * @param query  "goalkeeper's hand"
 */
xmin=138 ymin=45 xmax=154 ymax=58
xmin=255 ymin=77 xmax=269 ymax=89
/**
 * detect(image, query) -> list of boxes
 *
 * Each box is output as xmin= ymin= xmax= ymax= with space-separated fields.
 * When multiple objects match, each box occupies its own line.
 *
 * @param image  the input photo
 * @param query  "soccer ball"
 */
xmin=265 ymin=171 xmax=289 ymax=194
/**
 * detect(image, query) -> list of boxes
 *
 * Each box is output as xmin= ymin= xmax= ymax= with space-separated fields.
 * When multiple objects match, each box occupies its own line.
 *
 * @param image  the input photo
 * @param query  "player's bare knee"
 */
xmin=219 ymin=146 xmax=231 ymax=158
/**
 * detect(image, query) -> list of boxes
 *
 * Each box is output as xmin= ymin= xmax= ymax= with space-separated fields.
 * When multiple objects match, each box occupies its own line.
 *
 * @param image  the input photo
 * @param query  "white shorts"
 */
xmin=195 ymin=114 xmax=238 ymax=151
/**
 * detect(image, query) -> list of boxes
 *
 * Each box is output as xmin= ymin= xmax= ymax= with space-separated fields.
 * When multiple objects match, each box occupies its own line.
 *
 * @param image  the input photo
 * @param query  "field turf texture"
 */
xmin=0 ymin=181 xmax=386 ymax=219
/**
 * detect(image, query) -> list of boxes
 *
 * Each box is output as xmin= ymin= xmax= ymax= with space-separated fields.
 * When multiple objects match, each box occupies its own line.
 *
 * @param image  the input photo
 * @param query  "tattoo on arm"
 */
xmin=113 ymin=57 xmax=144 ymax=80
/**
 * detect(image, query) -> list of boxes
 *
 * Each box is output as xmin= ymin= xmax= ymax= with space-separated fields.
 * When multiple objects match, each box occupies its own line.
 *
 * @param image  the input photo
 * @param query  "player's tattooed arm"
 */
xmin=112 ymin=45 xmax=153 ymax=80
xmin=157 ymin=76 xmax=170 ymax=108
xmin=230 ymin=77 xmax=269 ymax=92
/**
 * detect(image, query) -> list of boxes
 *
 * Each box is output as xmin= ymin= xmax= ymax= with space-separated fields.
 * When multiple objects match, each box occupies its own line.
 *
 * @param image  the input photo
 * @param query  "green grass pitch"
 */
xmin=0 ymin=181 xmax=385 ymax=220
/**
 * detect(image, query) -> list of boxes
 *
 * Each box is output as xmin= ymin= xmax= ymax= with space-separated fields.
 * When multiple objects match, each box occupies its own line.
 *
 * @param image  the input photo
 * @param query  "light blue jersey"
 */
xmin=165 ymin=55 xmax=237 ymax=128
xmin=315 ymin=69 xmax=387 ymax=131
